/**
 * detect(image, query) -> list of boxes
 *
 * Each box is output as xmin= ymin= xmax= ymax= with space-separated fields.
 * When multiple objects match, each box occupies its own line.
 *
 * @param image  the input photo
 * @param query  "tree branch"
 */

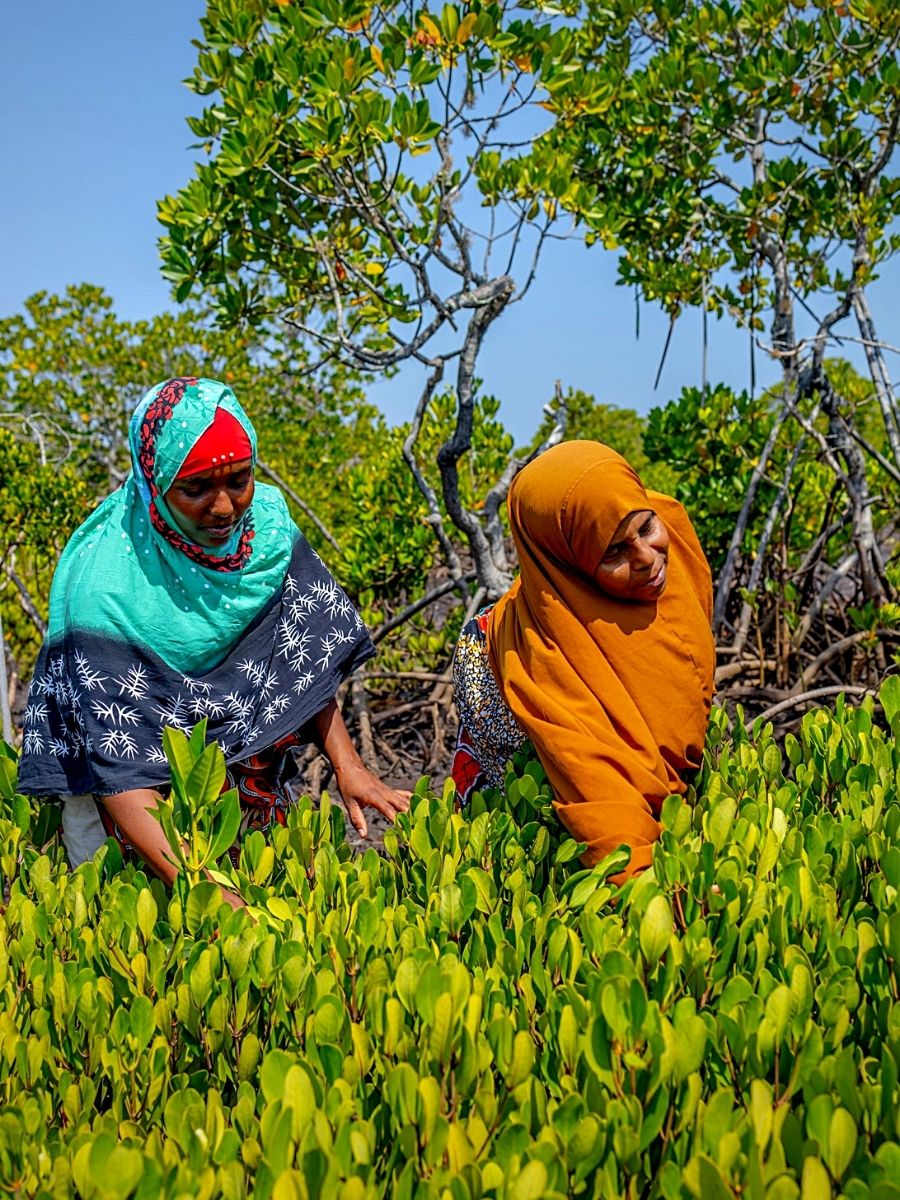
xmin=4 ymin=567 xmax=47 ymax=637
xmin=756 ymin=685 xmax=873 ymax=725
xmin=853 ymin=286 xmax=900 ymax=476
xmin=371 ymin=572 xmax=477 ymax=645
xmin=401 ymin=358 xmax=468 ymax=592
xmin=436 ymin=278 xmax=517 ymax=597
xmin=713 ymin=392 xmax=791 ymax=633
xmin=482 ymin=381 xmax=569 ymax=567
xmin=792 ymin=629 xmax=900 ymax=693
xmin=727 ymin=422 xmax=811 ymax=658
xmin=256 ymin=458 xmax=341 ymax=554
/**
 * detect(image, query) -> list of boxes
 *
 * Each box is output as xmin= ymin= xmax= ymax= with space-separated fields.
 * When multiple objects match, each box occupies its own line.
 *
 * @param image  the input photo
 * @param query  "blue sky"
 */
xmin=4 ymin=2 xmax=897 ymax=442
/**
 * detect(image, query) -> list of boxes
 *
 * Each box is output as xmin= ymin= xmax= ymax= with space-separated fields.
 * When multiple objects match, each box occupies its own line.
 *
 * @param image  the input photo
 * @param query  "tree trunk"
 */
xmin=0 ymin=610 xmax=12 ymax=745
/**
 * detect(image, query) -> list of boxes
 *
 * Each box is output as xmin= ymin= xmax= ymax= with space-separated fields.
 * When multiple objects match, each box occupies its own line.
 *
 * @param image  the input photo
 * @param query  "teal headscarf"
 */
xmin=48 ymin=376 xmax=297 ymax=674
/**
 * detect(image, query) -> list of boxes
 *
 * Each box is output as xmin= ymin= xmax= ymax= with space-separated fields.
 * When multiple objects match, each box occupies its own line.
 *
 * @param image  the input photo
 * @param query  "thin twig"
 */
xmin=4 ymin=567 xmax=47 ymax=636
xmin=350 ymin=670 xmax=378 ymax=772
xmin=256 ymin=458 xmax=341 ymax=553
xmin=845 ymin=409 xmax=900 ymax=488
xmin=482 ymin=381 xmax=568 ymax=566
xmin=400 ymin=357 xmax=467 ymax=592
xmin=715 ymin=658 xmax=777 ymax=685
xmin=653 ymin=315 xmax=677 ymax=391
xmin=371 ymin=573 xmax=476 ymax=645
xmin=792 ymin=630 xmax=900 ymax=693
xmin=728 ymin=424 xmax=812 ymax=658
xmin=370 ymin=700 xmax=431 ymax=725
xmin=0 ymin=610 xmax=12 ymax=744
xmin=366 ymin=671 xmax=460 ymax=683
xmin=713 ymin=394 xmax=792 ymax=634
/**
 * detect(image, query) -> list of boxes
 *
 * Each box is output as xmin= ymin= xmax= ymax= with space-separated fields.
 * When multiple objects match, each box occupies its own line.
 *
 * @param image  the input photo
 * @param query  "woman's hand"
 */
xmin=334 ymin=763 xmax=410 ymax=838
xmin=309 ymin=698 xmax=411 ymax=838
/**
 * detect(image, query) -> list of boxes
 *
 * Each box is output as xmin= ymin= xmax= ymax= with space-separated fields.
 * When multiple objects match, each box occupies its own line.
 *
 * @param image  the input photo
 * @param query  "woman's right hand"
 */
xmin=335 ymin=762 xmax=411 ymax=838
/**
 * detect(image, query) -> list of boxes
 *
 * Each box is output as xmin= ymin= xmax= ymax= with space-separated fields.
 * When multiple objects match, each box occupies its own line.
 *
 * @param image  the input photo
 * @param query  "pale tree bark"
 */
xmin=852 ymin=286 xmax=900 ymax=476
xmin=0 ymin=611 xmax=12 ymax=745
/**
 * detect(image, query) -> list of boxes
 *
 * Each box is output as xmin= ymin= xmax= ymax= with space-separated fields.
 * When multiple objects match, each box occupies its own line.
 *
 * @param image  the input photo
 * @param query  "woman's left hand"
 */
xmin=334 ymin=764 xmax=411 ymax=838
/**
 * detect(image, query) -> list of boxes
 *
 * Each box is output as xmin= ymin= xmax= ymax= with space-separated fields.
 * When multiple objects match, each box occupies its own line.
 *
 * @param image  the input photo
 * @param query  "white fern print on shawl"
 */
xmin=17 ymin=537 xmax=374 ymax=797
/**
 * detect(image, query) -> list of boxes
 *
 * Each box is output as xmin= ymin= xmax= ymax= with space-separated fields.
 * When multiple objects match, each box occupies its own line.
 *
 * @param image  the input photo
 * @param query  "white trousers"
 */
xmin=60 ymin=794 xmax=108 ymax=867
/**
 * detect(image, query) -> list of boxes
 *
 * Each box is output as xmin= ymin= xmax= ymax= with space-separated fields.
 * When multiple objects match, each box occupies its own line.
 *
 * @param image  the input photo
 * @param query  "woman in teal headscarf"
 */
xmin=18 ymin=377 xmax=406 ymax=893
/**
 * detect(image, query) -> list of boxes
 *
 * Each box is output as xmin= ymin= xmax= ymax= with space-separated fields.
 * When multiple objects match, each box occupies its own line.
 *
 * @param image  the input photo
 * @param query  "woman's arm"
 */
xmin=100 ymin=699 xmax=407 ymax=891
xmin=310 ymin=699 xmax=410 ymax=837
xmin=100 ymin=789 xmax=243 ymax=909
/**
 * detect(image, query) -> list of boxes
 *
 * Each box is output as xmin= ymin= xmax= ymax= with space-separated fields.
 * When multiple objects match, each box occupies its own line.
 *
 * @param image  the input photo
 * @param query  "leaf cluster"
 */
xmin=157 ymin=2 xmax=583 ymax=353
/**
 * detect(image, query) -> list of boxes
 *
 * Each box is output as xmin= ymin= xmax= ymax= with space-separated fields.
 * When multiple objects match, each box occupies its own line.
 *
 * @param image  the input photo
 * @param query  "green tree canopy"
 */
xmin=536 ymin=0 xmax=900 ymax=636
xmin=158 ymin=0 xmax=589 ymax=596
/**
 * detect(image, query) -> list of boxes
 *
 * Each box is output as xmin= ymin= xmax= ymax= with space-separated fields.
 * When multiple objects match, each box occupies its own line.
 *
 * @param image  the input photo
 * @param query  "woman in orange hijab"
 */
xmin=451 ymin=440 xmax=715 ymax=877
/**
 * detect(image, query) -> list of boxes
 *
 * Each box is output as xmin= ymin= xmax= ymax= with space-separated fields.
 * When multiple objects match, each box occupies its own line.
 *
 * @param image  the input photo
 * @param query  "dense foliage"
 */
xmin=1 ymin=681 xmax=900 ymax=1197
xmin=157 ymin=0 xmax=612 ymax=596
xmin=8 ymin=1 xmax=900 ymax=730
xmin=0 ymin=288 xmax=427 ymax=687
xmin=547 ymin=0 xmax=900 ymax=680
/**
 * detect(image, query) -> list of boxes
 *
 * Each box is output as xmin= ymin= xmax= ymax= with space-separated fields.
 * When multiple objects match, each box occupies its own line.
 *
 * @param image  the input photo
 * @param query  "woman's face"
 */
xmin=595 ymin=509 xmax=670 ymax=602
xmin=165 ymin=459 xmax=254 ymax=548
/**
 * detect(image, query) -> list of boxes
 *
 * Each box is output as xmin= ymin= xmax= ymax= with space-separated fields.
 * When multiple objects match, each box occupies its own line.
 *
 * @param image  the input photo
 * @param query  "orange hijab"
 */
xmin=487 ymin=441 xmax=715 ymax=876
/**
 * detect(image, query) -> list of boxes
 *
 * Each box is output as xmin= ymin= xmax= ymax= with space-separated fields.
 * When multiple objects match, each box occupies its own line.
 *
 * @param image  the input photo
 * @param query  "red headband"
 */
xmin=175 ymin=407 xmax=253 ymax=479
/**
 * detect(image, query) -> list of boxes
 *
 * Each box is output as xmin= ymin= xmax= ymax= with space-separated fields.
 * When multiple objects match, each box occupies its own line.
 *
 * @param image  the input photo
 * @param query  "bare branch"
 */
xmin=845 ymin=421 xmax=900 ymax=490
xmin=401 ymin=358 xmax=468 ymax=591
xmin=4 ymin=567 xmax=47 ymax=637
xmin=792 ymin=522 xmax=900 ymax=649
xmin=256 ymin=458 xmax=341 ymax=554
xmin=756 ymin=685 xmax=874 ymax=725
xmin=814 ymin=364 xmax=887 ymax=606
xmin=371 ymin=572 xmax=477 ymax=645
xmin=727 ymin=420 xmax=812 ymax=658
xmin=0 ymin=609 xmax=12 ymax=744
xmin=714 ymin=657 xmax=777 ymax=685
xmin=482 ymin=381 xmax=569 ymax=566
xmin=792 ymin=630 xmax=900 ymax=693
xmin=349 ymin=670 xmax=378 ymax=772
xmin=713 ymin=393 xmax=791 ymax=633
xmin=436 ymin=279 xmax=517 ymax=597
xmin=853 ymin=287 xmax=900 ymax=475
xmin=366 ymin=670 xmax=458 ymax=684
